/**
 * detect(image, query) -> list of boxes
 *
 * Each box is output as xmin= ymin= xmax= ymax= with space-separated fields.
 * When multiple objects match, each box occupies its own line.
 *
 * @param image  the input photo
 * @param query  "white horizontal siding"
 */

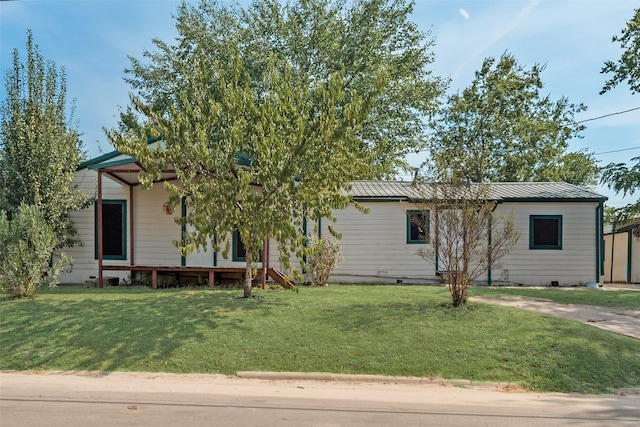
xmin=60 ymin=173 xmax=601 ymax=287
xmin=132 ymin=185 xmax=182 ymax=266
xmin=495 ymin=201 xmax=599 ymax=285
xmin=324 ymin=202 xmax=437 ymax=283
xmin=60 ymin=170 xmax=131 ymax=283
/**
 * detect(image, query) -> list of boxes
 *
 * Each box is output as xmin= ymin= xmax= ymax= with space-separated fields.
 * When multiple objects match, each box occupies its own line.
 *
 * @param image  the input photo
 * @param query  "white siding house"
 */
xmin=61 ymin=152 xmax=607 ymax=287
xmin=321 ymin=181 xmax=607 ymax=286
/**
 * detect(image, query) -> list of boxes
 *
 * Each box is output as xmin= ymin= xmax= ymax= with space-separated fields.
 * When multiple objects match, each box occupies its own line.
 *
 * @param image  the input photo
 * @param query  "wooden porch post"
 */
xmin=97 ymin=169 xmax=104 ymax=288
xmin=261 ymin=234 xmax=269 ymax=289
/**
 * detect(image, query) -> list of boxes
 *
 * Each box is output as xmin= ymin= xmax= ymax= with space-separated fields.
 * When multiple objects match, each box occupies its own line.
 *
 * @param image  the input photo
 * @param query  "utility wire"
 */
xmin=593 ymin=146 xmax=640 ymax=155
xmin=577 ymin=106 xmax=640 ymax=123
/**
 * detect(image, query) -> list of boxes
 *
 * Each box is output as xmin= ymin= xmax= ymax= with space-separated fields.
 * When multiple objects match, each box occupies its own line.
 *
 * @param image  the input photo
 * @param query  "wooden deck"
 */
xmin=99 ymin=265 xmax=295 ymax=289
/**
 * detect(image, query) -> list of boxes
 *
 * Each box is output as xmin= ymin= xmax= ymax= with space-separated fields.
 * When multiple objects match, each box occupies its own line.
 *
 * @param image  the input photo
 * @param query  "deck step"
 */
xmin=267 ymin=268 xmax=296 ymax=289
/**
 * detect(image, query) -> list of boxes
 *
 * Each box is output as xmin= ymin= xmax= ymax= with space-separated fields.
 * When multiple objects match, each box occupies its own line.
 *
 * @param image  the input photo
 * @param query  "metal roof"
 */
xmin=347 ymin=180 xmax=607 ymax=202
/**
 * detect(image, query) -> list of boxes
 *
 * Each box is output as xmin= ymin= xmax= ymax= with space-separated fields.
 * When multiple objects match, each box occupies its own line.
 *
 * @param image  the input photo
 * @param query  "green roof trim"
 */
xmin=87 ymin=157 xmax=139 ymax=170
xmin=78 ymin=149 xmax=123 ymax=170
xmin=78 ymin=135 xmax=162 ymax=170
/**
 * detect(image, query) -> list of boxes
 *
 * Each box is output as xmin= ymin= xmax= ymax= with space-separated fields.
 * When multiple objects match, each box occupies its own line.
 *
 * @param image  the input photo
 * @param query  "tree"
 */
xmin=600 ymin=157 xmax=640 ymax=219
xmin=123 ymin=0 xmax=445 ymax=178
xmin=426 ymin=53 xmax=598 ymax=187
xmin=600 ymin=8 xmax=640 ymax=219
xmin=0 ymin=204 xmax=71 ymax=298
xmin=600 ymin=8 xmax=640 ymax=95
xmin=107 ymin=0 xmax=444 ymax=297
xmin=0 ymin=31 xmax=90 ymax=247
xmin=415 ymin=183 xmax=519 ymax=307
xmin=306 ymin=236 xmax=342 ymax=286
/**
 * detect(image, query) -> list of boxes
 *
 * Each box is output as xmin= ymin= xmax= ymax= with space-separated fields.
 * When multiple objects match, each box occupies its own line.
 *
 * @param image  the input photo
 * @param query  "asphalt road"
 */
xmin=1 ymin=371 xmax=639 ymax=426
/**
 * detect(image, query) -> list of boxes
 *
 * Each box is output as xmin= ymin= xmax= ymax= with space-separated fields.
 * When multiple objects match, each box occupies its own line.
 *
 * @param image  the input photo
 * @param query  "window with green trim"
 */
xmin=529 ymin=215 xmax=562 ymax=250
xmin=95 ymin=200 xmax=127 ymax=260
xmin=407 ymin=210 xmax=429 ymax=244
xmin=232 ymin=228 xmax=261 ymax=262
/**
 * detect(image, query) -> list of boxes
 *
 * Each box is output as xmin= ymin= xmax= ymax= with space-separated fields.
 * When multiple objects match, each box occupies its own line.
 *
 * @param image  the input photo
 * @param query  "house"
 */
xmin=603 ymin=220 xmax=640 ymax=283
xmin=60 ymin=150 xmax=608 ymax=287
xmin=326 ymin=181 xmax=607 ymax=286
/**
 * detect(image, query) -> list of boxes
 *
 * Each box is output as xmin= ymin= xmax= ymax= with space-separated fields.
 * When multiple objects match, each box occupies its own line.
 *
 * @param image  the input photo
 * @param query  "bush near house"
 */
xmin=0 ymin=204 xmax=71 ymax=298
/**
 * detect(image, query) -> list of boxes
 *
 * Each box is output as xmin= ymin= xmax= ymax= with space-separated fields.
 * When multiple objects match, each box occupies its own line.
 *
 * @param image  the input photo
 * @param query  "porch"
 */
xmin=99 ymin=265 xmax=295 ymax=289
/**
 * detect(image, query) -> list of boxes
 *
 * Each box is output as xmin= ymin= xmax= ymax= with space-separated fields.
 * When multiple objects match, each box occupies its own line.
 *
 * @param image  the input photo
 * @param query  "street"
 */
xmin=1 ymin=371 xmax=638 ymax=426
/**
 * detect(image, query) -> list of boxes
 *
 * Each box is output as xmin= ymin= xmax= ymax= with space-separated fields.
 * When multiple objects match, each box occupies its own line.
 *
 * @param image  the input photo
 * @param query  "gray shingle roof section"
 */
xmin=348 ymin=181 xmax=607 ymax=202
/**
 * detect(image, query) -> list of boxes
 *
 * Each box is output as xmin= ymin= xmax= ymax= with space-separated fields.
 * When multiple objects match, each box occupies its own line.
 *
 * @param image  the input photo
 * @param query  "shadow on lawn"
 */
xmin=0 ymin=288 xmax=282 ymax=372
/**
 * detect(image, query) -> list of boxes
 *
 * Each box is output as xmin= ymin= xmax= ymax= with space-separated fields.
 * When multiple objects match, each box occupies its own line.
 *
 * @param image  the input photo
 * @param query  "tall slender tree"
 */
xmin=0 ymin=30 xmax=89 ymax=247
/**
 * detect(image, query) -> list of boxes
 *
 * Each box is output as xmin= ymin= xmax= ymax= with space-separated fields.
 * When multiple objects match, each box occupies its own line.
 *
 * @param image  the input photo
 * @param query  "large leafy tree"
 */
xmin=0 ymin=31 xmax=89 ymax=247
xmin=107 ymin=0 xmax=444 ymax=297
xmin=426 ymin=53 xmax=598 ymax=186
xmin=600 ymin=8 xmax=640 ymax=219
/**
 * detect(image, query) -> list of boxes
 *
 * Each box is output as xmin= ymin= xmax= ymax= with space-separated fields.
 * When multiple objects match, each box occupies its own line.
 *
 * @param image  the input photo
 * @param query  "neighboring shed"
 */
xmin=61 ymin=151 xmax=608 ymax=287
xmin=603 ymin=220 xmax=640 ymax=283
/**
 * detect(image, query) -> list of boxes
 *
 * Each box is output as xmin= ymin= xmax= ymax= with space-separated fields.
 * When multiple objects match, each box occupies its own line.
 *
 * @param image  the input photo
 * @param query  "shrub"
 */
xmin=306 ymin=236 xmax=342 ymax=286
xmin=0 ymin=204 xmax=71 ymax=298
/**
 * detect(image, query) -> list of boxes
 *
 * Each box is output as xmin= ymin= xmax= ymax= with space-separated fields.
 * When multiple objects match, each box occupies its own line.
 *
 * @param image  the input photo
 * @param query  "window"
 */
xmin=529 ymin=215 xmax=562 ymax=250
xmin=407 ymin=210 xmax=429 ymax=244
xmin=232 ymin=228 xmax=261 ymax=262
xmin=95 ymin=200 xmax=127 ymax=260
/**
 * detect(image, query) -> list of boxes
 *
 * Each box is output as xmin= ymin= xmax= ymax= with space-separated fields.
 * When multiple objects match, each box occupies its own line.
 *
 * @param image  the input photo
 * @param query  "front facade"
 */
xmin=61 ymin=153 xmax=607 ymax=287
xmin=322 ymin=181 xmax=607 ymax=286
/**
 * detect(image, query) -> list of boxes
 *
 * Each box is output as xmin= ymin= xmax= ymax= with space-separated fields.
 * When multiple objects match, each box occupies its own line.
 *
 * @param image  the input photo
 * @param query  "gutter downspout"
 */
xmin=628 ymin=229 xmax=632 ymax=283
xmin=487 ymin=201 xmax=500 ymax=286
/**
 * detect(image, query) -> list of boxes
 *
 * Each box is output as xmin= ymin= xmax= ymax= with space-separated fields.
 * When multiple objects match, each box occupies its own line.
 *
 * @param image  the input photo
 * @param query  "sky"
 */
xmin=1 ymin=0 xmax=638 ymax=208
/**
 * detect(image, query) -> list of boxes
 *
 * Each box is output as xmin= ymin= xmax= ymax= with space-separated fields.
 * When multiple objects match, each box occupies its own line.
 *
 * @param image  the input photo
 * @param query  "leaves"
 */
xmin=426 ymin=53 xmax=596 ymax=186
xmin=108 ymin=0 xmax=444 ymax=296
xmin=600 ymin=8 xmax=640 ymax=95
xmin=0 ymin=205 xmax=72 ymax=298
xmin=0 ymin=30 xmax=90 ymax=247
xmin=600 ymin=156 xmax=640 ymax=219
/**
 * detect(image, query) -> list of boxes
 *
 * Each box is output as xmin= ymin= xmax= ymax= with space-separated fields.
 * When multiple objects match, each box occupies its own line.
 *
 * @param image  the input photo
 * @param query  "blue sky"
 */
xmin=1 ymin=0 xmax=638 ymax=208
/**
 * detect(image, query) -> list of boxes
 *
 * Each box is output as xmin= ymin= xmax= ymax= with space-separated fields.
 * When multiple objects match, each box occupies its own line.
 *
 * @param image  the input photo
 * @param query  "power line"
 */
xmin=593 ymin=146 xmax=640 ymax=155
xmin=577 ymin=106 xmax=640 ymax=123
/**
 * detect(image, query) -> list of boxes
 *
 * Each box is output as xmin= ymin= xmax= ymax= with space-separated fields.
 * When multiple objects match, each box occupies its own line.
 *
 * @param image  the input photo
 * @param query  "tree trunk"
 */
xmin=244 ymin=233 xmax=253 ymax=298
xmin=244 ymin=245 xmax=253 ymax=298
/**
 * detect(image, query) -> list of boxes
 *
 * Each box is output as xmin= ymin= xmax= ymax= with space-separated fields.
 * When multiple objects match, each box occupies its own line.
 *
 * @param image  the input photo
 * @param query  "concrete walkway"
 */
xmin=470 ymin=296 xmax=640 ymax=340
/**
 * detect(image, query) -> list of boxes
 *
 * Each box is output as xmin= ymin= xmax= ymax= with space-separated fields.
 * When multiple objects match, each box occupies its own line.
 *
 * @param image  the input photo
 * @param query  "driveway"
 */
xmin=470 ymin=296 xmax=640 ymax=339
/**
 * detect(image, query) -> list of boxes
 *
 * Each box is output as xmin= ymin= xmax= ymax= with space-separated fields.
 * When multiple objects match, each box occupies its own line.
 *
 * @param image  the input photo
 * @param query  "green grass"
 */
xmin=469 ymin=286 xmax=640 ymax=308
xmin=1 ymin=285 xmax=639 ymax=394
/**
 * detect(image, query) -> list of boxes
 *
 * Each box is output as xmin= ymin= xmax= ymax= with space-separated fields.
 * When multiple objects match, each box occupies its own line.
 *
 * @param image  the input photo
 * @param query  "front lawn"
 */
xmin=1 ymin=285 xmax=638 ymax=394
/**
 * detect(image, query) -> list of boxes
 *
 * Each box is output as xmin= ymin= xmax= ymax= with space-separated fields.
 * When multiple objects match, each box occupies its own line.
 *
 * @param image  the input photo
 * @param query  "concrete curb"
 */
xmin=236 ymin=371 xmax=514 ymax=390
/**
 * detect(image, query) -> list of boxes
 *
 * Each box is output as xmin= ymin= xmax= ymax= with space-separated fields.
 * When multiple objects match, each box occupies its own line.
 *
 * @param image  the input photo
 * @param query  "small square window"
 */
xmin=530 ymin=215 xmax=562 ymax=250
xmin=407 ymin=210 xmax=429 ymax=244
